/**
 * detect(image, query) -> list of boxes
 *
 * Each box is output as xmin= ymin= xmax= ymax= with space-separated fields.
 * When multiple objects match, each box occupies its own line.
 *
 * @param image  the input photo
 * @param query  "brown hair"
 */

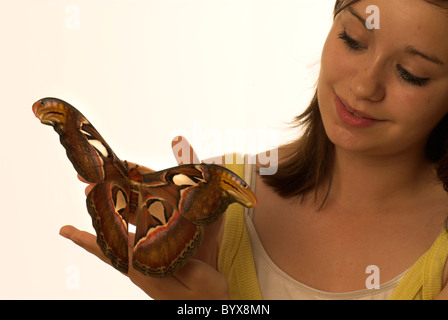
xmin=262 ymin=0 xmax=448 ymax=203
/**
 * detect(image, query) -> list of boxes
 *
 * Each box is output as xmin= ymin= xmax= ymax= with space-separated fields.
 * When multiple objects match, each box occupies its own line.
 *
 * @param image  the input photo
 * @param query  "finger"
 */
xmin=172 ymin=259 xmax=229 ymax=298
xmin=127 ymin=245 xmax=229 ymax=300
xmin=125 ymin=234 xmax=197 ymax=299
xmin=77 ymin=173 xmax=89 ymax=184
xmin=131 ymin=259 xmax=228 ymax=300
xmin=126 ymin=260 xmax=195 ymax=300
xmin=59 ymin=225 xmax=111 ymax=266
xmin=76 ymin=174 xmax=96 ymax=196
xmin=84 ymin=184 xmax=95 ymax=196
xmin=171 ymin=136 xmax=201 ymax=165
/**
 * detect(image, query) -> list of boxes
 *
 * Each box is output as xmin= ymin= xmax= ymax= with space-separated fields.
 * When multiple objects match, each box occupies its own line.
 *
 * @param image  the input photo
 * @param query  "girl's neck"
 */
xmin=319 ymin=147 xmax=441 ymax=215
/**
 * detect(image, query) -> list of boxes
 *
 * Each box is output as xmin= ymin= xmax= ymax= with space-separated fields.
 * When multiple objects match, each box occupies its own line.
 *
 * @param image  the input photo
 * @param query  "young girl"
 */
xmin=61 ymin=0 xmax=448 ymax=300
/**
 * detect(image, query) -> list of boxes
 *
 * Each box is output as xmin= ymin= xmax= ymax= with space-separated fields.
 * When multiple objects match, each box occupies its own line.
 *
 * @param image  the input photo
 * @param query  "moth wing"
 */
xmin=132 ymin=182 xmax=203 ymax=277
xmin=87 ymin=180 xmax=131 ymax=274
xmin=142 ymin=164 xmax=257 ymax=226
xmin=33 ymin=97 xmax=128 ymax=183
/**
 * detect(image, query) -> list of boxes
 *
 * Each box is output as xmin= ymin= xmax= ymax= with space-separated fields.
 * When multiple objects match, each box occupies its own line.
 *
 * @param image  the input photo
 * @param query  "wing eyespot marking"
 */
xmin=172 ymin=173 xmax=201 ymax=187
xmin=80 ymin=126 xmax=109 ymax=158
xmin=147 ymin=200 xmax=167 ymax=225
xmin=87 ymin=139 xmax=109 ymax=158
xmin=114 ymin=188 xmax=127 ymax=215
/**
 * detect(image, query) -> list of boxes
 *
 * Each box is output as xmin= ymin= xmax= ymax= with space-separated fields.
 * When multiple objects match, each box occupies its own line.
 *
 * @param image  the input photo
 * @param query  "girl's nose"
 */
xmin=350 ymin=64 xmax=386 ymax=102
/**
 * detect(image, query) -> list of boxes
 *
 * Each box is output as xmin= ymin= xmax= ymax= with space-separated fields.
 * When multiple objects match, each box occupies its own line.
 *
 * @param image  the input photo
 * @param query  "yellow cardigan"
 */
xmin=218 ymin=164 xmax=448 ymax=300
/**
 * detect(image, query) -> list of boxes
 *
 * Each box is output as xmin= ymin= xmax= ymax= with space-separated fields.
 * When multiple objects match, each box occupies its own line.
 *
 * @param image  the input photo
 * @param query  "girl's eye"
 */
xmin=396 ymin=64 xmax=430 ymax=87
xmin=338 ymin=30 xmax=366 ymax=51
xmin=337 ymin=29 xmax=430 ymax=88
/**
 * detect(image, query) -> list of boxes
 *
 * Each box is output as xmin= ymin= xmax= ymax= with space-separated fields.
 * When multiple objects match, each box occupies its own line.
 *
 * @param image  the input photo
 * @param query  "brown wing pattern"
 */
xmin=33 ymin=97 xmax=257 ymax=277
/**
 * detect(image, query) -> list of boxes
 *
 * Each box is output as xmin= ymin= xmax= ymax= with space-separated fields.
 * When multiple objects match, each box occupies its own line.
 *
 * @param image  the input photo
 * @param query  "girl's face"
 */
xmin=318 ymin=0 xmax=448 ymax=160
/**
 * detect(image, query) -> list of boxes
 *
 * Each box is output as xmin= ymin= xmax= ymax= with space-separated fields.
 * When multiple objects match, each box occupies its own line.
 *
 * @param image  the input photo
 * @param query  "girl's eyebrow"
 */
xmin=405 ymin=45 xmax=444 ymax=66
xmin=347 ymin=7 xmax=373 ymax=32
xmin=347 ymin=6 xmax=444 ymax=66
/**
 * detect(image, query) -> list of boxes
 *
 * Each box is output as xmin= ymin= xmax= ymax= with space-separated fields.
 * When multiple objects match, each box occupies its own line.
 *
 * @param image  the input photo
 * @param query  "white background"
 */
xmin=0 ymin=0 xmax=334 ymax=299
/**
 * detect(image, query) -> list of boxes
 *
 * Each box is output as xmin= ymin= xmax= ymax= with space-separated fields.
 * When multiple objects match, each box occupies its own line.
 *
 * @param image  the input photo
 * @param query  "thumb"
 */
xmin=171 ymin=136 xmax=201 ymax=165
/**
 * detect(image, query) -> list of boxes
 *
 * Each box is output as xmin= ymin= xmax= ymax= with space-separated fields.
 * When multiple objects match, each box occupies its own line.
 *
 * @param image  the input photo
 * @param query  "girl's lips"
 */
xmin=334 ymin=95 xmax=384 ymax=128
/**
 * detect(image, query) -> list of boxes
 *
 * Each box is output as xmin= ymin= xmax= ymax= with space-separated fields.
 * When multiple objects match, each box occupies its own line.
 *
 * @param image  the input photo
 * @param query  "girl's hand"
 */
xmin=59 ymin=225 xmax=229 ymax=299
xmin=59 ymin=136 xmax=230 ymax=299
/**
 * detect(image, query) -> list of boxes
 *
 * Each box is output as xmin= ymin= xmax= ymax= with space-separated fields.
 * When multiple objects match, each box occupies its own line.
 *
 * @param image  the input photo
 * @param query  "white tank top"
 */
xmin=243 ymin=164 xmax=405 ymax=300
